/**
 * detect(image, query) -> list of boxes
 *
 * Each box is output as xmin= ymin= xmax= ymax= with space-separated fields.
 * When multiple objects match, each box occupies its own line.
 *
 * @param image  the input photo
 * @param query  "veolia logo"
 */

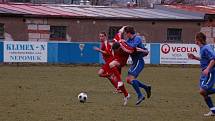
xmin=161 ymin=44 xmax=198 ymax=54
xmin=161 ymin=44 xmax=170 ymax=54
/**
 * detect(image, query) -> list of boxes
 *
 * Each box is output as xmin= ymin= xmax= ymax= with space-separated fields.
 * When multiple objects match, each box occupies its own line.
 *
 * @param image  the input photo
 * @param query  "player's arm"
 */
xmin=119 ymin=26 xmax=127 ymax=33
xmin=112 ymin=33 xmax=134 ymax=53
xmin=187 ymin=53 xmax=200 ymax=61
xmin=112 ymin=26 xmax=135 ymax=53
xmin=93 ymin=46 xmax=108 ymax=54
xmin=119 ymin=40 xmax=135 ymax=54
xmin=136 ymin=47 xmax=149 ymax=55
xmin=203 ymin=49 xmax=215 ymax=75
xmin=113 ymin=33 xmax=122 ymax=42
xmin=204 ymin=59 xmax=215 ymax=75
xmin=113 ymin=26 xmax=126 ymax=42
xmin=105 ymin=48 xmax=112 ymax=56
xmin=119 ymin=37 xmax=143 ymax=54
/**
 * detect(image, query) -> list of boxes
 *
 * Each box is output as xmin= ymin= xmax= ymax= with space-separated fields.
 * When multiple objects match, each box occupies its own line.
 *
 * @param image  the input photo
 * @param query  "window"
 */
xmin=167 ymin=28 xmax=182 ymax=42
xmin=0 ymin=24 xmax=4 ymax=39
xmin=10 ymin=0 xmax=31 ymax=2
xmin=108 ymin=26 xmax=122 ymax=40
xmin=50 ymin=26 xmax=66 ymax=41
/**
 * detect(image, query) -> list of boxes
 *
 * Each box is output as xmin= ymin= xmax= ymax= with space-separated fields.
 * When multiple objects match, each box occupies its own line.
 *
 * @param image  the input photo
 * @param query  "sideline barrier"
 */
xmin=0 ymin=41 xmax=3 ymax=62
xmin=48 ymin=42 xmax=100 ymax=64
xmin=0 ymin=41 xmax=204 ymax=64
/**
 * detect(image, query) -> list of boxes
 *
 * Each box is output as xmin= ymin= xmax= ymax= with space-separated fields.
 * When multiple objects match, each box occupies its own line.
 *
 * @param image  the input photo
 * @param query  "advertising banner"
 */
xmin=160 ymin=44 xmax=200 ymax=64
xmin=4 ymin=41 xmax=47 ymax=62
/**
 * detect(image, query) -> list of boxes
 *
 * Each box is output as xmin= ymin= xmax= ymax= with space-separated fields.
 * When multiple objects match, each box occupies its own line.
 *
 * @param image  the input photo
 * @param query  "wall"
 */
xmin=0 ymin=17 xmax=28 ymax=41
xmin=0 ymin=17 xmax=202 ymax=43
xmin=0 ymin=41 xmax=203 ymax=65
xmin=201 ymin=19 xmax=215 ymax=44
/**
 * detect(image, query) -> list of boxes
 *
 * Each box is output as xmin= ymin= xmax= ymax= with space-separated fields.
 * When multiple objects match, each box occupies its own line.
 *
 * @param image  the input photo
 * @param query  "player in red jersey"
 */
xmin=93 ymin=32 xmax=119 ymax=92
xmin=108 ymin=26 xmax=136 ymax=106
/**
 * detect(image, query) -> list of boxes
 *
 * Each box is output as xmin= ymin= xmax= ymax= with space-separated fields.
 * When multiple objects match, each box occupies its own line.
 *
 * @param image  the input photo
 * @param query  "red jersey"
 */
xmin=101 ymin=41 xmax=114 ymax=63
xmin=112 ymin=33 xmax=132 ymax=67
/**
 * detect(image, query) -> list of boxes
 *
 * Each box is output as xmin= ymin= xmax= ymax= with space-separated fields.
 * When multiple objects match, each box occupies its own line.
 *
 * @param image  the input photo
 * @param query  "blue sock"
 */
xmin=136 ymin=80 xmax=148 ymax=91
xmin=205 ymin=96 xmax=215 ymax=113
xmin=208 ymin=88 xmax=215 ymax=95
xmin=131 ymin=80 xmax=142 ymax=98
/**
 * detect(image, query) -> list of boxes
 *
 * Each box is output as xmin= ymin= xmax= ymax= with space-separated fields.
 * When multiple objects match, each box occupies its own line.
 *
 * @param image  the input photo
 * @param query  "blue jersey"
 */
xmin=125 ymin=35 xmax=147 ymax=63
xmin=200 ymin=44 xmax=215 ymax=70
xmin=199 ymin=45 xmax=215 ymax=91
xmin=126 ymin=35 xmax=146 ymax=78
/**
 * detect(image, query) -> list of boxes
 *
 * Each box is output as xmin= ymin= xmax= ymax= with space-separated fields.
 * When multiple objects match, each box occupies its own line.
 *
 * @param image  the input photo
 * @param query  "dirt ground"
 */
xmin=0 ymin=65 xmax=215 ymax=121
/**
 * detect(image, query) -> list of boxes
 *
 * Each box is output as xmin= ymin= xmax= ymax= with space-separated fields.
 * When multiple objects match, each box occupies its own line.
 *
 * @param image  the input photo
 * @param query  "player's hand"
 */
xmin=187 ymin=53 xmax=195 ymax=59
xmin=136 ymin=47 xmax=148 ymax=52
xmin=143 ymin=50 xmax=149 ymax=56
xmin=203 ymin=68 xmax=209 ymax=76
xmin=119 ymin=26 xmax=127 ymax=33
xmin=118 ymin=39 xmax=125 ymax=43
xmin=93 ymin=46 xmax=100 ymax=51
xmin=118 ymin=39 xmax=122 ymax=43
xmin=136 ymin=47 xmax=143 ymax=52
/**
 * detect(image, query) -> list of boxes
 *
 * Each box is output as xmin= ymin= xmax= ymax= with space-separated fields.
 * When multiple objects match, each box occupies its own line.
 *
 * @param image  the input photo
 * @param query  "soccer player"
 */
xmin=108 ymin=27 xmax=135 ymax=106
xmin=93 ymin=32 xmax=119 ymax=92
xmin=188 ymin=32 xmax=215 ymax=116
xmin=117 ymin=26 xmax=151 ymax=105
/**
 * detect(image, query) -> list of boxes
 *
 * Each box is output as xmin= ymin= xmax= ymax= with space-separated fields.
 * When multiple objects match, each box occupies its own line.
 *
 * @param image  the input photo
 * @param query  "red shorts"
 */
xmin=102 ymin=61 xmax=122 ymax=75
xmin=101 ymin=63 xmax=111 ymax=74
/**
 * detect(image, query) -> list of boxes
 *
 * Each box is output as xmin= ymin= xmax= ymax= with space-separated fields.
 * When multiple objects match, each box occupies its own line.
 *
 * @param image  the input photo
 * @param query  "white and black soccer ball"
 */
xmin=78 ymin=92 xmax=87 ymax=103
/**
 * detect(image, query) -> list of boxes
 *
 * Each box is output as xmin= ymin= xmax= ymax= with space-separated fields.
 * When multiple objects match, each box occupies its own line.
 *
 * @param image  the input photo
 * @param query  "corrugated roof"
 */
xmin=0 ymin=3 xmax=204 ymax=20
xmin=164 ymin=5 xmax=215 ymax=14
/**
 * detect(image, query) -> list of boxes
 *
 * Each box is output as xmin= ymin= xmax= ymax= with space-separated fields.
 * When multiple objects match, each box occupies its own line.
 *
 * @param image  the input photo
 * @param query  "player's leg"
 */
xmin=126 ymin=59 xmax=150 ymax=105
xmin=107 ymin=74 xmax=118 ymax=90
xmin=109 ymin=60 xmax=129 ymax=105
xmin=111 ymin=67 xmax=123 ymax=93
xmin=200 ymin=73 xmax=215 ymax=116
xmin=111 ymin=66 xmax=129 ymax=97
xmin=200 ymin=88 xmax=215 ymax=116
xmin=134 ymin=60 xmax=151 ymax=98
xmin=101 ymin=64 xmax=118 ymax=90
xmin=109 ymin=74 xmax=122 ymax=93
xmin=126 ymin=75 xmax=145 ymax=105
xmin=97 ymin=68 xmax=106 ymax=77
xmin=206 ymin=71 xmax=215 ymax=95
xmin=109 ymin=60 xmax=121 ymax=85
xmin=207 ymin=88 xmax=215 ymax=95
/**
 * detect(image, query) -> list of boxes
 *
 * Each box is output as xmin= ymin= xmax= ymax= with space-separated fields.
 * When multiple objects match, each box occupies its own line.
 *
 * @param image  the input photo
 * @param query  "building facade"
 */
xmin=0 ymin=3 xmax=210 ymax=43
xmin=0 ymin=17 xmax=202 ymax=43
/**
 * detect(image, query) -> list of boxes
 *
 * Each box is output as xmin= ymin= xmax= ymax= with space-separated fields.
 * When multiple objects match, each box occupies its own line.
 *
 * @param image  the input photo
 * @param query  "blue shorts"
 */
xmin=200 ymin=71 xmax=215 ymax=90
xmin=128 ymin=59 xmax=144 ymax=78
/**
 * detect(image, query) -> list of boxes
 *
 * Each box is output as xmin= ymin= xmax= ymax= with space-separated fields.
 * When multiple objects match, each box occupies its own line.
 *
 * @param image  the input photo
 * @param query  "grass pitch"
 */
xmin=0 ymin=65 xmax=215 ymax=121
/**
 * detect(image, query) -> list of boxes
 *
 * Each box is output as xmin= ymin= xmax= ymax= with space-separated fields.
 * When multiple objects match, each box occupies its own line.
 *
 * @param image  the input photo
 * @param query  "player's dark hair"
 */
xmin=112 ymin=42 xmax=120 ymax=50
xmin=125 ymin=26 xmax=135 ymax=35
xmin=100 ymin=32 xmax=107 ymax=36
xmin=196 ymin=32 xmax=206 ymax=45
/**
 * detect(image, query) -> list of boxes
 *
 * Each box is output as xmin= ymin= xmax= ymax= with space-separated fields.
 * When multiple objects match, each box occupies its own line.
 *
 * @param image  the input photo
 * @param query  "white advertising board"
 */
xmin=160 ymin=44 xmax=200 ymax=64
xmin=4 ymin=41 xmax=47 ymax=62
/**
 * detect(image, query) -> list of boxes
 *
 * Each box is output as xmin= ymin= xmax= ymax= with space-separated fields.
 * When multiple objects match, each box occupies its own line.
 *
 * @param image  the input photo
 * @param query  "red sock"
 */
xmin=107 ymin=76 xmax=118 ymax=88
xmin=111 ymin=67 xmax=128 ymax=97
xmin=119 ymin=84 xmax=128 ymax=97
xmin=111 ymin=67 xmax=121 ymax=82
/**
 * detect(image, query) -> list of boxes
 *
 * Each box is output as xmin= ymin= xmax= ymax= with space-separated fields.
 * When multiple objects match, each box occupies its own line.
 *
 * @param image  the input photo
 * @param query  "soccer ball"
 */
xmin=78 ymin=92 xmax=87 ymax=103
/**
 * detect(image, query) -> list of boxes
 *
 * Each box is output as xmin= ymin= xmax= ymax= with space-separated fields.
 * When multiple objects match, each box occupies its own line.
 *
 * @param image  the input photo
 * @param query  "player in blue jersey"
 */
xmin=188 ymin=32 xmax=215 ymax=116
xmin=118 ymin=26 xmax=151 ymax=105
